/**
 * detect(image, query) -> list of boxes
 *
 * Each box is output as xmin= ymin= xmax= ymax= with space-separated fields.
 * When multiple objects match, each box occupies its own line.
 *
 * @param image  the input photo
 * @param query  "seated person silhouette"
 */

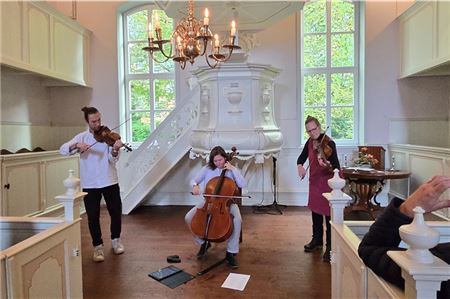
xmin=358 ymin=175 xmax=450 ymax=298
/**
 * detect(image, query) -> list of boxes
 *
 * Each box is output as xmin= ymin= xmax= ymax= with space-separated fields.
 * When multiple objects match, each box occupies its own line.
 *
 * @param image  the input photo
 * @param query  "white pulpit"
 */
xmin=189 ymin=57 xmax=283 ymax=163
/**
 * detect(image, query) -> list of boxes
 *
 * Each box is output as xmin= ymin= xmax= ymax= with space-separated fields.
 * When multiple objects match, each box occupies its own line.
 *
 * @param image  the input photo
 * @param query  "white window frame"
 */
xmin=300 ymin=0 xmax=361 ymax=146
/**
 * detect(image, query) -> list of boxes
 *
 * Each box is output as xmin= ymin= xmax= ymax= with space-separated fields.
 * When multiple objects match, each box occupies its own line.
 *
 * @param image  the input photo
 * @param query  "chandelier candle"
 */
xmin=142 ymin=0 xmax=241 ymax=69
xmin=204 ymin=8 xmax=209 ymax=26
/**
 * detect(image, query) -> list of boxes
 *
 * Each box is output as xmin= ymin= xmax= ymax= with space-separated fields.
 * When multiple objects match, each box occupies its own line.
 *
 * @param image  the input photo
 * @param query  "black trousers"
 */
xmin=83 ymin=184 xmax=122 ymax=247
xmin=311 ymin=211 xmax=331 ymax=247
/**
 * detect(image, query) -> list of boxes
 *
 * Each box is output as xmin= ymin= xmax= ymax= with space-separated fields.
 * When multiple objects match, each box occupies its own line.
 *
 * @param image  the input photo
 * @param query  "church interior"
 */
xmin=1 ymin=0 xmax=449 ymax=298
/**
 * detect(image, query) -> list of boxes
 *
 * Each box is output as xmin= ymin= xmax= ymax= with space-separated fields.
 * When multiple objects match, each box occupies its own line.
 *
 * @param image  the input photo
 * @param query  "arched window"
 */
xmin=122 ymin=5 xmax=176 ymax=143
xmin=301 ymin=0 xmax=360 ymax=144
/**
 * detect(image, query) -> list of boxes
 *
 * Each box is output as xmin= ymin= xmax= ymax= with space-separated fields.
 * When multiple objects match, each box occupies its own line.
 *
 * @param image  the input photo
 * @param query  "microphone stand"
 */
xmin=255 ymin=156 xmax=285 ymax=215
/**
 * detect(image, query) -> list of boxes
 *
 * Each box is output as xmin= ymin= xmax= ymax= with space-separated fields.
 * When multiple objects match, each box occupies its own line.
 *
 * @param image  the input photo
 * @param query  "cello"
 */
xmin=190 ymin=147 xmax=240 ymax=243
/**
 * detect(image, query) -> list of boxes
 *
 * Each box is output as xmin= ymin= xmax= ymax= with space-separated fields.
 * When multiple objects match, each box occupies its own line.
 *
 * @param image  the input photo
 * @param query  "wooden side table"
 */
xmin=343 ymin=168 xmax=411 ymax=219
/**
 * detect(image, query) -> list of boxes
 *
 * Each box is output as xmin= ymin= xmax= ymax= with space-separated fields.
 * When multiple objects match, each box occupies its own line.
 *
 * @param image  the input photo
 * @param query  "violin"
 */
xmin=301 ymin=126 xmax=333 ymax=180
xmin=94 ymin=126 xmax=132 ymax=152
xmin=190 ymin=147 xmax=239 ymax=243
xmin=313 ymin=134 xmax=333 ymax=166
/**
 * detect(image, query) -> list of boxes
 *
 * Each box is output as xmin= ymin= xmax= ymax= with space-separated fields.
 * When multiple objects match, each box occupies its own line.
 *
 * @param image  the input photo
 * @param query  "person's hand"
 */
xmin=76 ymin=142 xmax=90 ymax=153
xmin=318 ymin=156 xmax=331 ymax=168
xmin=297 ymin=164 xmax=306 ymax=179
xmin=113 ymin=140 xmax=123 ymax=152
xmin=400 ymin=175 xmax=450 ymax=218
xmin=192 ymin=185 xmax=201 ymax=195
xmin=223 ymin=161 xmax=236 ymax=171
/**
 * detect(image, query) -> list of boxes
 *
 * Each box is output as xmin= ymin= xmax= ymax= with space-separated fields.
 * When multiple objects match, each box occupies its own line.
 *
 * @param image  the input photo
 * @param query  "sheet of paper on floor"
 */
xmin=221 ymin=273 xmax=251 ymax=291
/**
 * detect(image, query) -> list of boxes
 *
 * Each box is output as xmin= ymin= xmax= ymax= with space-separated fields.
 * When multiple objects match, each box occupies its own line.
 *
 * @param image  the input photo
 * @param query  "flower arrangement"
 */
xmin=353 ymin=147 xmax=379 ymax=167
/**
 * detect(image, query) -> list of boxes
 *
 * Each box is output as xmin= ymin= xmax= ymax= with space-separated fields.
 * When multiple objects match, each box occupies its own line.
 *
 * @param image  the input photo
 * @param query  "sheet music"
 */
xmin=221 ymin=273 xmax=250 ymax=291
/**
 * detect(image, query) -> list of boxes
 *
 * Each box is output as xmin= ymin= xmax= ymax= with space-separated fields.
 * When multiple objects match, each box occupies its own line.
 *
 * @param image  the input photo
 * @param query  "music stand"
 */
xmin=255 ymin=156 xmax=286 ymax=215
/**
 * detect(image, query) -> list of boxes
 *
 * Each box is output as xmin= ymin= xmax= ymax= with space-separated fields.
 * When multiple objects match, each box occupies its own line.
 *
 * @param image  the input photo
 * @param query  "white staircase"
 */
xmin=119 ymin=86 xmax=200 ymax=214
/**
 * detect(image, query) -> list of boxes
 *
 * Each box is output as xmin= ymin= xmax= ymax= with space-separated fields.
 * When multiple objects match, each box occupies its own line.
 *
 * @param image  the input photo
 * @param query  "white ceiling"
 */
xmin=155 ymin=1 xmax=305 ymax=31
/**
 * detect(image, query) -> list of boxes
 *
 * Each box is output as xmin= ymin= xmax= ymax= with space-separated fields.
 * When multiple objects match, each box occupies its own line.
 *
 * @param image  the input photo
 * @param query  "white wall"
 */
xmin=0 ymin=67 xmax=86 ymax=151
xmin=1 ymin=1 xmax=123 ymax=151
xmin=28 ymin=1 xmax=450 ymax=150
xmin=47 ymin=1 xmax=123 ymax=128
xmin=364 ymin=1 xmax=449 ymax=148
xmin=2 ymin=1 xmax=449 ymax=205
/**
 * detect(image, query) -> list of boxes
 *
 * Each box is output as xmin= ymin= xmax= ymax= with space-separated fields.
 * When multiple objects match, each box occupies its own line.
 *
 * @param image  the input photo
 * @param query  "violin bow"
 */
xmin=81 ymin=117 xmax=131 ymax=154
xmin=108 ymin=117 xmax=132 ymax=133
xmin=301 ymin=125 xmax=330 ymax=180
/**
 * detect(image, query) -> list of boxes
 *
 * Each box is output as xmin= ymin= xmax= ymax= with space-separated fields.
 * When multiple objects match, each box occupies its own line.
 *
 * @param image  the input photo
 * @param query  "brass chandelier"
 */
xmin=142 ymin=0 xmax=240 ymax=69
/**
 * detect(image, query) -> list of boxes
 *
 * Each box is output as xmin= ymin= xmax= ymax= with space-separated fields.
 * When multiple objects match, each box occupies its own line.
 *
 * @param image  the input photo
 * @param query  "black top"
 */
xmin=297 ymin=134 xmax=340 ymax=170
xmin=358 ymin=197 xmax=450 ymax=298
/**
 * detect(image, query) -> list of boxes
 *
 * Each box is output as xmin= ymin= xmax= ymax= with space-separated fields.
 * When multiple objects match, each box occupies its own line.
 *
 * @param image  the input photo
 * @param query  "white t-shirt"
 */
xmin=60 ymin=130 xmax=119 ymax=189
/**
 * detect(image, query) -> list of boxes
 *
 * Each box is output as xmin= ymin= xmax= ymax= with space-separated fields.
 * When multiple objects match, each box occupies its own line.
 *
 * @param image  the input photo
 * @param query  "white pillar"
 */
xmin=55 ymin=170 xmax=87 ymax=221
xmin=323 ymin=169 xmax=351 ymax=224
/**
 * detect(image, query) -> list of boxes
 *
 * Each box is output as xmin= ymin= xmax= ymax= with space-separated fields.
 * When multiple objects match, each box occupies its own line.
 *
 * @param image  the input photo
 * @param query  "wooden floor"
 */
xmin=81 ymin=206 xmax=331 ymax=299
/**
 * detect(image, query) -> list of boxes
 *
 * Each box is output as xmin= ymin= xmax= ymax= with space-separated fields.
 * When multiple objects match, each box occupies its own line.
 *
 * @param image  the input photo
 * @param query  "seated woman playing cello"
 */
xmin=185 ymin=146 xmax=246 ymax=269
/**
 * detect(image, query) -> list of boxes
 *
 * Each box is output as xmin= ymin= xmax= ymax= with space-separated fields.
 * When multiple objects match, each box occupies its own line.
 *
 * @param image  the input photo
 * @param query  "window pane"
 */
xmin=303 ymin=0 xmax=326 ymax=33
xmin=131 ymin=112 xmax=151 ymax=142
xmin=304 ymin=109 xmax=326 ymax=127
xmin=155 ymin=111 xmax=170 ymax=127
xmin=128 ymin=10 xmax=148 ymax=41
xmin=331 ymin=73 xmax=353 ymax=105
xmin=154 ymin=79 xmax=175 ymax=109
xmin=331 ymin=107 xmax=353 ymax=139
xmin=130 ymin=80 xmax=150 ymax=110
xmin=303 ymin=35 xmax=327 ymax=68
xmin=331 ymin=0 xmax=354 ymax=32
xmin=129 ymin=42 xmax=149 ymax=73
xmin=304 ymin=74 xmax=326 ymax=106
xmin=331 ymin=33 xmax=354 ymax=67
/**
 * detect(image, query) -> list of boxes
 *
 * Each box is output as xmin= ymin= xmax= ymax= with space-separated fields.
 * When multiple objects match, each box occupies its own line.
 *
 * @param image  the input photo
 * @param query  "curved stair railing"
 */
xmin=119 ymin=86 xmax=199 ymax=214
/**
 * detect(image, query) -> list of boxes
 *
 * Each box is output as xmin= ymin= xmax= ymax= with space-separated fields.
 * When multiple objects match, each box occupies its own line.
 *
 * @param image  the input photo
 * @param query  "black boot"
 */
xmin=304 ymin=238 xmax=323 ymax=252
xmin=323 ymin=216 xmax=331 ymax=262
xmin=304 ymin=212 xmax=323 ymax=252
xmin=196 ymin=241 xmax=211 ymax=258
xmin=226 ymin=252 xmax=239 ymax=269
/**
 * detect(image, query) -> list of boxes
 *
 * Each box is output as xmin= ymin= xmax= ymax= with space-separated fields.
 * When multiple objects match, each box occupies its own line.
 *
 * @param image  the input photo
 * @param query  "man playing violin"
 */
xmin=185 ymin=146 xmax=246 ymax=268
xmin=297 ymin=115 xmax=340 ymax=262
xmin=60 ymin=106 xmax=125 ymax=263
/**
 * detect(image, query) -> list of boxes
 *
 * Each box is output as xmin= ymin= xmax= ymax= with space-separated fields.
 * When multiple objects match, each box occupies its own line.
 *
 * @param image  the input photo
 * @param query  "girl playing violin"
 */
xmin=59 ymin=107 xmax=125 ymax=263
xmin=297 ymin=115 xmax=340 ymax=262
xmin=185 ymin=146 xmax=246 ymax=268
